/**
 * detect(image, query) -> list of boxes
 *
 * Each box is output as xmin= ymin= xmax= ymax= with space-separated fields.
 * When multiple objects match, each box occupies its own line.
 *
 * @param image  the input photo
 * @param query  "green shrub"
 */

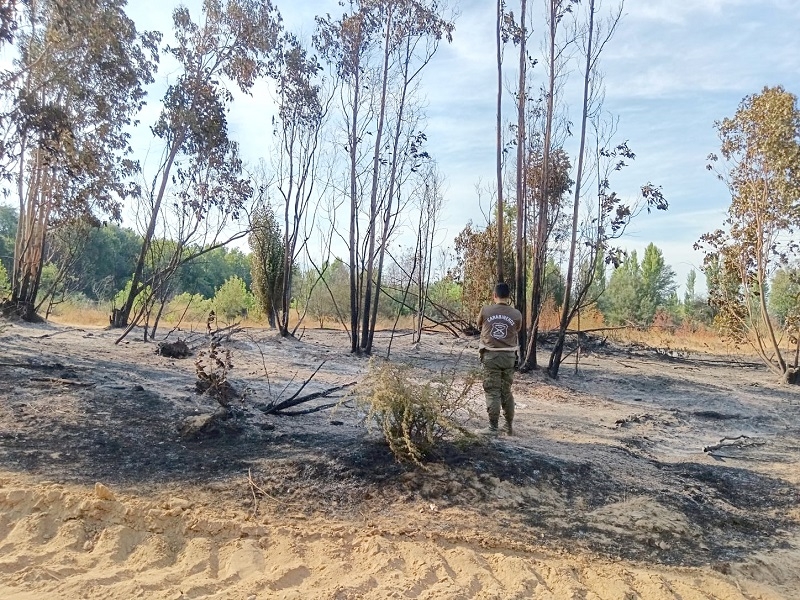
xmin=0 ymin=262 xmax=9 ymax=299
xmin=213 ymin=275 xmax=254 ymax=321
xmin=166 ymin=292 xmax=212 ymax=323
xmin=112 ymin=280 xmax=152 ymax=314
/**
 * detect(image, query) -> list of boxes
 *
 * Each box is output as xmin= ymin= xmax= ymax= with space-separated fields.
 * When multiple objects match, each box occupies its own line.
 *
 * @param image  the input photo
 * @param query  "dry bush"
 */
xmin=195 ymin=341 xmax=238 ymax=408
xmin=353 ymin=360 xmax=479 ymax=466
xmin=574 ymin=307 xmax=605 ymax=330
xmin=537 ymin=300 xmax=563 ymax=330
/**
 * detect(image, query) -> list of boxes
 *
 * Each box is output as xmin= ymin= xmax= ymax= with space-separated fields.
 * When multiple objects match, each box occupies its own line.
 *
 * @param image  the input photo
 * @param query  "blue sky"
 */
xmin=45 ymin=1 xmax=800 ymax=292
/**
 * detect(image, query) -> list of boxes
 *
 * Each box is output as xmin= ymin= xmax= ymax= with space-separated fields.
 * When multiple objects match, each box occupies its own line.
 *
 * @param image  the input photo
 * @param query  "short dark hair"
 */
xmin=494 ymin=282 xmax=511 ymax=299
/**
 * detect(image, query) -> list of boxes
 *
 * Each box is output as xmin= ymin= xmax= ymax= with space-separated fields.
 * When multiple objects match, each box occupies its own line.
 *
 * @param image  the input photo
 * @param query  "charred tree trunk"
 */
xmin=495 ymin=0 xmax=504 ymax=284
xmin=523 ymin=0 xmax=558 ymax=371
xmin=515 ymin=0 xmax=528 ymax=360
xmin=112 ymin=137 xmax=182 ymax=328
xmin=361 ymin=6 xmax=394 ymax=354
xmin=549 ymin=0 xmax=595 ymax=378
xmin=348 ymin=62 xmax=362 ymax=354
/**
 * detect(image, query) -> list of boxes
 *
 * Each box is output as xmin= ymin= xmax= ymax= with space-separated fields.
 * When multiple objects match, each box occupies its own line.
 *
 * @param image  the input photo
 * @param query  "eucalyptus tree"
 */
xmin=547 ymin=0 xmax=631 ymax=376
xmin=271 ymin=34 xmax=332 ymax=337
xmin=505 ymin=0 xmax=667 ymax=375
xmin=496 ymin=0 xmax=529 ymax=289
xmin=698 ymin=86 xmax=800 ymax=382
xmin=315 ymin=0 xmax=452 ymax=354
xmin=495 ymin=0 xmax=504 ymax=283
xmin=411 ymin=163 xmax=445 ymax=344
xmin=544 ymin=120 xmax=666 ymax=372
xmin=513 ymin=0 xmax=529 ymax=353
xmin=315 ymin=4 xmax=380 ymax=352
xmin=521 ymin=0 xmax=577 ymax=369
xmin=138 ymin=137 xmax=253 ymax=339
xmin=362 ymin=2 xmax=452 ymax=354
xmin=0 ymin=0 xmax=158 ymax=321
xmin=113 ymin=0 xmax=281 ymax=330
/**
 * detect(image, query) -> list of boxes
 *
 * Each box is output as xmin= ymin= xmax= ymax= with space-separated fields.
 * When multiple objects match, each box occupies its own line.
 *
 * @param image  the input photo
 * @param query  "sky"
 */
xmin=11 ymin=0 xmax=800 ymax=294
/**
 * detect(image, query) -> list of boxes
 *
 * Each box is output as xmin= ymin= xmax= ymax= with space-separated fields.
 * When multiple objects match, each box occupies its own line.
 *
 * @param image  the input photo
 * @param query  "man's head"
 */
xmin=493 ymin=282 xmax=511 ymax=302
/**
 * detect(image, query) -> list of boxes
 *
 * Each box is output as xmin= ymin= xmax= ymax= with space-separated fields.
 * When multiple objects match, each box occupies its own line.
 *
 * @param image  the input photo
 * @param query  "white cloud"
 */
xmin=627 ymin=0 xmax=750 ymax=24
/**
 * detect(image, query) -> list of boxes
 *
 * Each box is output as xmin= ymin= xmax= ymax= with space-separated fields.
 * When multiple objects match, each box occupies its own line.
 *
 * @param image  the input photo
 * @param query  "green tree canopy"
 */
xmin=639 ymin=242 xmax=677 ymax=322
xmin=599 ymin=250 xmax=641 ymax=325
xmin=598 ymin=244 xmax=677 ymax=326
xmin=178 ymin=246 xmax=251 ymax=300
xmin=769 ymin=268 xmax=800 ymax=327
xmin=249 ymin=204 xmax=284 ymax=328
xmin=0 ymin=205 xmax=18 ymax=271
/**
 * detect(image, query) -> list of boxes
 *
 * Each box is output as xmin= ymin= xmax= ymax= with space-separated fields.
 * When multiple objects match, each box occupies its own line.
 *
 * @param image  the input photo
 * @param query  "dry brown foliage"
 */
xmin=353 ymin=360 xmax=479 ymax=466
xmin=195 ymin=341 xmax=237 ymax=407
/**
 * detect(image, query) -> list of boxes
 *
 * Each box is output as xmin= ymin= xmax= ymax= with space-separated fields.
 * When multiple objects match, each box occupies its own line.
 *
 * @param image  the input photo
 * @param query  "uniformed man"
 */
xmin=477 ymin=282 xmax=522 ymax=435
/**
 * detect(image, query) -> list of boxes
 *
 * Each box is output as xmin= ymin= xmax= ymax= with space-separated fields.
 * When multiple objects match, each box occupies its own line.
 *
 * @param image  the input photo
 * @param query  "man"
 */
xmin=477 ymin=282 xmax=522 ymax=435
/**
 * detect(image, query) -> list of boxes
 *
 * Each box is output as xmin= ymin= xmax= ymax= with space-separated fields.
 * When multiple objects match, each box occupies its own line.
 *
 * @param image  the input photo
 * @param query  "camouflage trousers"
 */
xmin=481 ymin=351 xmax=516 ymax=427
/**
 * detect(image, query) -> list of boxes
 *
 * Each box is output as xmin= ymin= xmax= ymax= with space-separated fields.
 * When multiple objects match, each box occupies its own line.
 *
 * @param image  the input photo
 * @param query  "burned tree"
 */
xmin=112 ymin=0 xmax=281 ymax=330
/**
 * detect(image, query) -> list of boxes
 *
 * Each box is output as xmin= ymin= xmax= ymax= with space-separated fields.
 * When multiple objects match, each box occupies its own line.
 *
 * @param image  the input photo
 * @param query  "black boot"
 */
xmin=482 ymin=417 xmax=499 ymax=436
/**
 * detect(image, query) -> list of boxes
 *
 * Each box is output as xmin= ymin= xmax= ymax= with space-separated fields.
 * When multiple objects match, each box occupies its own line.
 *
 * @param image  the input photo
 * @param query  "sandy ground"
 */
xmin=0 ymin=321 xmax=798 ymax=599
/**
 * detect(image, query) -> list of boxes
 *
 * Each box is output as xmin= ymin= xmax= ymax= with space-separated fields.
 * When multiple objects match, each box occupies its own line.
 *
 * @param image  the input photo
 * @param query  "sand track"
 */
xmin=1 ymin=476 xmax=795 ymax=600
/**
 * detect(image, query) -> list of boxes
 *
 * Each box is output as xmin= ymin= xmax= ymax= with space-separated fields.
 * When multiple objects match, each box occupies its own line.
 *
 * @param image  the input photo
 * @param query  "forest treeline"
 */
xmin=2 ymin=205 xmax=798 ymax=339
xmin=0 ymin=1 xmax=797 ymax=380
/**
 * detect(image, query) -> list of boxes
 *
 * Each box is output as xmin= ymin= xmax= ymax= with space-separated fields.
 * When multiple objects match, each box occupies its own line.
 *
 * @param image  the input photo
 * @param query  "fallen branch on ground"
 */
xmin=211 ymin=322 xmax=243 ymax=344
xmin=378 ymin=286 xmax=465 ymax=337
xmin=276 ymin=401 xmax=341 ymax=416
xmin=0 ymin=362 xmax=70 ymax=371
xmin=703 ymin=435 xmax=766 ymax=453
xmin=29 ymin=377 xmax=95 ymax=387
xmin=563 ymin=326 xmax=628 ymax=334
xmin=182 ymin=322 xmax=244 ymax=351
xmin=254 ymin=360 xmax=356 ymax=415
xmin=257 ymin=381 xmax=356 ymax=415
xmin=36 ymin=329 xmax=84 ymax=339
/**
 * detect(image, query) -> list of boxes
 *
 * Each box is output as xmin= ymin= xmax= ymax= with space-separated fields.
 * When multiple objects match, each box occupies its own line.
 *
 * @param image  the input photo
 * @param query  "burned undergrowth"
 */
xmin=0 ymin=323 xmax=798 ymax=575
